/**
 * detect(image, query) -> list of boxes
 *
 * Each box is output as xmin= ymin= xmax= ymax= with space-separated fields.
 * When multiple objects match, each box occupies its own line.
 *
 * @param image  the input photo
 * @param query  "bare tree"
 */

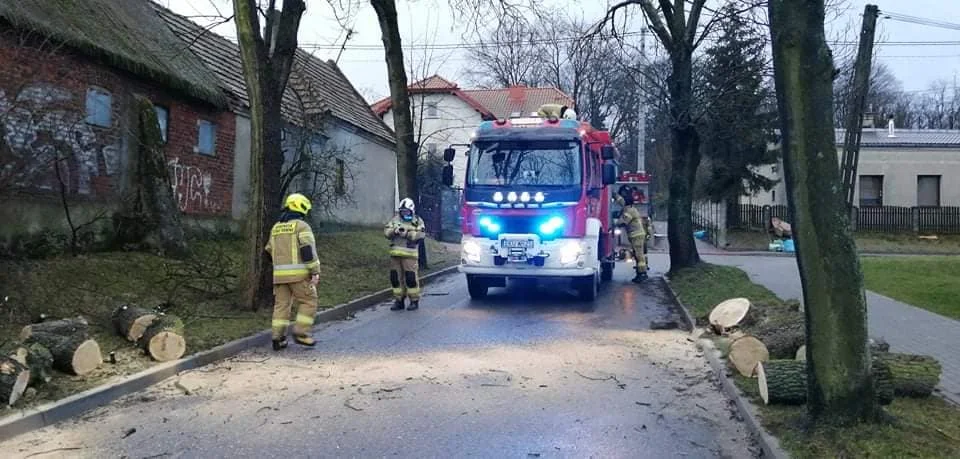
xmin=232 ymin=0 xmax=306 ymax=310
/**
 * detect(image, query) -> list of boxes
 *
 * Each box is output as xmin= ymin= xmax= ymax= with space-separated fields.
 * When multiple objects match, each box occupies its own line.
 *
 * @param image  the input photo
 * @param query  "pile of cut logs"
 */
xmin=708 ymin=297 xmax=943 ymax=406
xmin=111 ymin=304 xmax=186 ymax=364
xmin=1 ymin=316 xmax=103 ymax=407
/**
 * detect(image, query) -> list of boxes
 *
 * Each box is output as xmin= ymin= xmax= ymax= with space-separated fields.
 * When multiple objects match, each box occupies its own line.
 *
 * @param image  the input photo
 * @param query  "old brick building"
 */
xmin=0 ymin=0 xmax=236 ymax=246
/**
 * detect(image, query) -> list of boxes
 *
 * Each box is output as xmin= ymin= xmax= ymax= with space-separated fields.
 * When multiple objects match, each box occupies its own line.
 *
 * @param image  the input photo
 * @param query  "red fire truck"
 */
xmin=440 ymin=111 xmax=620 ymax=301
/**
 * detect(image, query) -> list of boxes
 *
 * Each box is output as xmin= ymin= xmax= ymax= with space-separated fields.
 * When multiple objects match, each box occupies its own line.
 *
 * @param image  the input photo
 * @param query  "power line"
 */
xmin=882 ymin=11 xmax=960 ymax=32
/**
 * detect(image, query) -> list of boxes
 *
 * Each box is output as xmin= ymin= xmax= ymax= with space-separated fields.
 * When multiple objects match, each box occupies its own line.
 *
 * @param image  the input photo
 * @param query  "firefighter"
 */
xmin=615 ymin=192 xmax=648 ymax=283
xmin=265 ymin=193 xmax=320 ymax=351
xmin=384 ymin=198 xmax=427 ymax=311
xmin=537 ymin=103 xmax=578 ymax=120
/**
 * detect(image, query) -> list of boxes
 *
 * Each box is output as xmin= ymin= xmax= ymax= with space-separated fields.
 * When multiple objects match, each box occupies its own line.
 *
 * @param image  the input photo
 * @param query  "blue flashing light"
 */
xmin=559 ymin=119 xmax=580 ymax=129
xmin=478 ymin=216 xmax=501 ymax=233
xmin=478 ymin=121 xmax=495 ymax=131
xmin=539 ymin=216 xmax=565 ymax=236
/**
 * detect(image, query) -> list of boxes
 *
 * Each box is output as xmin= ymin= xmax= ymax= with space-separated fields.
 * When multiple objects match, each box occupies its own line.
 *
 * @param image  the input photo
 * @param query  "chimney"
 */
xmin=887 ymin=117 xmax=897 ymax=138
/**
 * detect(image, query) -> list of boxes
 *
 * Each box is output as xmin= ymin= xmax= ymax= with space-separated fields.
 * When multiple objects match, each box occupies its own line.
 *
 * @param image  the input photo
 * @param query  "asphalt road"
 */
xmin=3 ymin=264 xmax=757 ymax=459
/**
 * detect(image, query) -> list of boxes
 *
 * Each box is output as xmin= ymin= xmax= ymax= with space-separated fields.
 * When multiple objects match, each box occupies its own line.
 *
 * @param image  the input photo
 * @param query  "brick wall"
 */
xmin=0 ymin=31 xmax=235 ymax=217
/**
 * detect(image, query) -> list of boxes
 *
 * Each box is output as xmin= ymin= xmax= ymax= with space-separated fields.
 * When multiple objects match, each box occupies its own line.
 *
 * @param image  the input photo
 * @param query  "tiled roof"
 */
xmin=152 ymin=3 xmax=394 ymax=145
xmin=0 ymin=0 xmax=226 ymax=107
xmin=834 ymin=128 xmax=960 ymax=148
xmin=370 ymin=75 xmax=575 ymax=120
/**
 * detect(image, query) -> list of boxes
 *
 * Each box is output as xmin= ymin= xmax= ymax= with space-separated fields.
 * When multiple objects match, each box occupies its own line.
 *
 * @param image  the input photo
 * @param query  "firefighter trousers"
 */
xmin=271 ymin=279 xmax=318 ymax=339
xmin=390 ymin=256 xmax=421 ymax=301
xmin=629 ymin=236 xmax=648 ymax=273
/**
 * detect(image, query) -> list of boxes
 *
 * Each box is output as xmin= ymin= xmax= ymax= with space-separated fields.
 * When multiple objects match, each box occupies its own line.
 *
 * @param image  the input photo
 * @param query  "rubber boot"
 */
xmin=632 ymin=268 xmax=645 ymax=283
xmin=406 ymin=300 xmax=419 ymax=311
xmin=272 ymin=336 xmax=288 ymax=351
xmin=293 ymin=334 xmax=316 ymax=347
xmin=390 ymin=298 xmax=405 ymax=311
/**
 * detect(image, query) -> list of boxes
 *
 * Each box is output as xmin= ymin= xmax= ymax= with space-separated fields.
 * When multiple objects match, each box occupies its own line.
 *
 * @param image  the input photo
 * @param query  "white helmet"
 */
xmin=398 ymin=198 xmax=415 ymax=213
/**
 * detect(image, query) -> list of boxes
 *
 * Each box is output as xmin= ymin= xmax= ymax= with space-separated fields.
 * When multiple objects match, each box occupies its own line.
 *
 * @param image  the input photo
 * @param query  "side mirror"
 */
xmin=601 ymin=144 xmax=616 ymax=161
xmin=442 ymin=165 xmax=454 ymax=187
xmin=602 ymin=162 xmax=617 ymax=185
xmin=443 ymin=147 xmax=456 ymax=163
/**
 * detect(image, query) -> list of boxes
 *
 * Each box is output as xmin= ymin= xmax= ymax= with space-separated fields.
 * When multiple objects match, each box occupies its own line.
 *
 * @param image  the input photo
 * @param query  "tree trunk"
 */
xmin=372 ymin=0 xmax=418 ymax=205
xmin=0 ymin=357 xmax=30 ymax=406
xmin=19 ymin=316 xmax=89 ymax=341
xmin=24 ymin=332 xmax=102 ymax=376
xmin=112 ymin=95 xmax=187 ymax=257
xmin=665 ymin=50 xmax=702 ymax=273
xmin=875 ymin=353 xmax=942 ymax=397
xmin=139 ymin=314 xmax=186 ymax=362
xmin=111 ymin=305 xmax=158 ymax=343
xmin=768 ymin=0 xmax=879 ymax=423
xmin=758 ymin=359 xmax=894 ymax=406
xmin=233 ymin=0 xmax=306 ymax=311
xmin=9 ymin=343 xmax=54 ymax=386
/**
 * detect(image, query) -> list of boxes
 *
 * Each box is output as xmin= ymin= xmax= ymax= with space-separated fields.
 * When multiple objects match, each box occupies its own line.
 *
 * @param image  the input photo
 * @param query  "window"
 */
xmin=771 ymin=189 xmax=776 ymax=203
xmin=917 ymin=175 xmax=941 ymax=207
xmin=426 ymin=102 xmax=439 ymax=118
xmin=858 ymin=175 xmax=883 ymax=207
xmin=335 ymin=159 xmax=346 ymax=195
xmin=85 ymin=87 xmax=112 ymax=127
xmin=426 ymin=143 xmax=438 ymax=157
xmin=467 ymin=140 xmax=581 ymax=187
xmin=195 ymin=120 xmax=216 ymax=155
xmin=154 ymin=105 xmax=169 ymax=143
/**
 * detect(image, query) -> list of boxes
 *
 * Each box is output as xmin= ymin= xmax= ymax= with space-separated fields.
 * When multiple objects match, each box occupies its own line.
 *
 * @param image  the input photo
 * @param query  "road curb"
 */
xmin=0 ymin=265 xmax=459 ymax=443
xmin=662 ymin=275 xmax=790 ymax=459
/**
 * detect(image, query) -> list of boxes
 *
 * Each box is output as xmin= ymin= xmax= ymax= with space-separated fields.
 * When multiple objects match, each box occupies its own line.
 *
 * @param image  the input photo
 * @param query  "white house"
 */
xmin=370 ymin=75 xmax=575 ymax=188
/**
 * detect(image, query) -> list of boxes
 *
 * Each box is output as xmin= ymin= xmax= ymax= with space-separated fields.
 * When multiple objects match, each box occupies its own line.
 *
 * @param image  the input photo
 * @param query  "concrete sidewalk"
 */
xmin=700 ymin=254 xmax=960 ymax=405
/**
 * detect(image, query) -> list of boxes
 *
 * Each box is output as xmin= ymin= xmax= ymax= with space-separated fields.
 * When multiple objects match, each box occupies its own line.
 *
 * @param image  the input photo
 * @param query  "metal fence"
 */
xmin=729 ymin=204 xmax=960 ymax=234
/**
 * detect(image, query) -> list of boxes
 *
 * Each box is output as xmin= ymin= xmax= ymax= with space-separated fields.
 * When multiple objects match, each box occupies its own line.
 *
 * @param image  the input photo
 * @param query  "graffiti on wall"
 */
xmin=167 ymin=156 xmax=221 ymax=213
xmin=0 ymin=84 xmax=120 ymax=195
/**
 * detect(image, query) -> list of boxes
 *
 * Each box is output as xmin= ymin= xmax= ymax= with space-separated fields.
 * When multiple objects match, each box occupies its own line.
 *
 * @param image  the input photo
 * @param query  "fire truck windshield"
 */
xmin=466 ymin=140 xmax=582 ymax=187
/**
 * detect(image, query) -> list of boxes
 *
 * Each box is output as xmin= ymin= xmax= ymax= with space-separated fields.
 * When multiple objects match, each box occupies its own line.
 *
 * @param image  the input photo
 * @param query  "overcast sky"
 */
xmin=160 ymin=0 xmax=959 ymax=104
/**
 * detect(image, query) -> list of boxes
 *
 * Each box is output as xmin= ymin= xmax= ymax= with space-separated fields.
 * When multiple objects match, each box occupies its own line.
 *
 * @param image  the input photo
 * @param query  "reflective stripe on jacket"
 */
xmin=384 ymin=215 xmax=426 ymax=258
xmin=265 ymin=217 xmax=320 ymax=284
xmin=618 ymin=205 xmax=647 ymax=239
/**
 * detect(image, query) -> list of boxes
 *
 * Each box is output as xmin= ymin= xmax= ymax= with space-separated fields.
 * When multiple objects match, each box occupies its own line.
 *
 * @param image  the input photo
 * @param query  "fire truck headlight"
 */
xmin=478 ymin=217 xmax=500 ymax=233
xmin=559 ymin=241 xmax=582 ymax=264
xmin=507 ymin=191 xmax=518 ymax=202
xmin=493 ymin=192 xmax=504 ymax=202
xmin=614 ymin=228 xmax=622 ymax=236
xmin=539 ymin=216 xmax=564 ymax=236
xmin=534 ymin=192 xmax=545 ymax=202
xmin=520 ymin=191 xmax=530 ymax=202
xmin=463 ymin=240 xmax=482 ymax=263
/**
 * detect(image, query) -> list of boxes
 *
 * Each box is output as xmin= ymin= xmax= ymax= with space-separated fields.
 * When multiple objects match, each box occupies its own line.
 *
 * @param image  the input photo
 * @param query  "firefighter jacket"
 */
xmin=265 ymin=212 xmax=320 ymax=284
xmin=384 ymin=215 xmax=426 ymax=258
xmin=617 ymin=205 xmax=648 ymax=240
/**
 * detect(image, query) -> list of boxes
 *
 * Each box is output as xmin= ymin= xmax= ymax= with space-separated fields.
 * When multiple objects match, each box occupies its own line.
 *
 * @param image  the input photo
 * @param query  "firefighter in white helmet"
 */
xmin=265 ymin=193 xmax=320 ymax=350
xmin=384 ymin=198 xmax=427 ymax=311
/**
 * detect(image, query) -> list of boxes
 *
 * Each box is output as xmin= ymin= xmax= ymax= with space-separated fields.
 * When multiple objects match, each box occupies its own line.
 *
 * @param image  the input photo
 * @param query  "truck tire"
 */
xmin=601 ymin=261 xmax=614 ymax=282
xmin=466 ymin=275 xmax=488 ymax=299
xmin=576 ymin=273 xmax=599 ymax=302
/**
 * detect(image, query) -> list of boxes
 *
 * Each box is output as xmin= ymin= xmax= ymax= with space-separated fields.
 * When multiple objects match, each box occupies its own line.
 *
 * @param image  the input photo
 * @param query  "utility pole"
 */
xmin=637 ymin=28 xmax=647 ymax=173
xmin=839 ymin=4 xmax=880 ymax=210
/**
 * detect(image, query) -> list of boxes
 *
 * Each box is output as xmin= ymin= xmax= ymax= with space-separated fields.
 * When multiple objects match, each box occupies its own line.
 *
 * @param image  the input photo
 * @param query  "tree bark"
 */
xmin=111 ymin=305 xmax=158 ymax=343
xmin=0 ymin=357 xmax=30 ymax=406
xmin=19 ymin=316 xmax=89 ymax=341
xmin=875 ymin=353 xmax=942 ymax=397
xmin=9 ymin=343 xmax=54 ymax=386
xmin=768 ymin=0 xmax=879 ymax=423
xmin=754 ymin=321 xmax=805 ymax=360
xmin=233 ymin=0 xmax=306 ymax=311
xmin=372 ymin=0 xmax=418 ymax=205
xmin=24 ymin=331 xmax=102 ymax=376
xmin=758 ymin=359 xmax=894 ymax=406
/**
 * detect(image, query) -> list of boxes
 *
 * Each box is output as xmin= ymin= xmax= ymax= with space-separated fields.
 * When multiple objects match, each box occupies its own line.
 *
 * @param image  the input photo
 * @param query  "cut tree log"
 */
xmin=112 ymin=304 xmax=158 ymax=342
xmin=25 ymin=331 xmax=102 ymax=376
xmin=753 ymin=321 xmax=804 ymax=359
xmin=757 ymin=359 xmax=896 ymax=406
xmin=708 ymin=298 xmax=752 ymax=334
xmin=757 ymin=360 xmax=806 ymax=405
xmin=139 ymin=314 xmax=186 ymax=362
xmin=875 ymin=352 xmax=942 ymax=397
xmin=19 ymin=316 xmax=89 ymax=341
xmin=795 ymin=345 xmax=806 ymax=361
xmin=728 ymin=335 xmax=769 ymax=377
xmin=0 ymin=357 xmax=30 ymax=406
xmin=10 ymin=343 xmax=54 ymax=386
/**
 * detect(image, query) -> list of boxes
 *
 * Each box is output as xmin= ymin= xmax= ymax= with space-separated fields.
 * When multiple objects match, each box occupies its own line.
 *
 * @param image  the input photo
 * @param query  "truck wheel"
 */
xmin=466 ymin=275 xmax=488 ymax=299
xmin=601 ymin=261 xmax=614 ymax=282
xmin=576 ymin=273 xmax=599 ymax=301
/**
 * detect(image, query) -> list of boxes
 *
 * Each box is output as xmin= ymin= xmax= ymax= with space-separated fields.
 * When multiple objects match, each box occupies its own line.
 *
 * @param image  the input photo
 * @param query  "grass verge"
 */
xmin=0 ymin=228 xmax=458 ymax=414
xmin=725 ymin=230 xmax=960 ymax=255
xmin=668 ymin=262 xmax=960 ymax=458
xmin=861 ymin=256 xmax=960 ymax=320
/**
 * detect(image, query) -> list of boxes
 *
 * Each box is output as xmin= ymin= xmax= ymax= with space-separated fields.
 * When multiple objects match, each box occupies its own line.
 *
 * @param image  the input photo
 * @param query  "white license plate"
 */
xmin=501 ymin=239 xmax=534 ymax=249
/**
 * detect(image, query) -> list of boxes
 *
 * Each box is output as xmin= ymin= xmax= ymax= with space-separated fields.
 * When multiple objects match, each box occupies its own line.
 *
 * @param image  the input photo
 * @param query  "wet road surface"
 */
xmin=2 ymin=263 xmax=757 ymax=458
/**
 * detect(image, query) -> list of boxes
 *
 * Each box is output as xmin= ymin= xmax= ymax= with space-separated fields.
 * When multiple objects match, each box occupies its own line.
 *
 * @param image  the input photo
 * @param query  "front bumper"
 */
xmin=459 ymin=234 xmax=597 ymax=278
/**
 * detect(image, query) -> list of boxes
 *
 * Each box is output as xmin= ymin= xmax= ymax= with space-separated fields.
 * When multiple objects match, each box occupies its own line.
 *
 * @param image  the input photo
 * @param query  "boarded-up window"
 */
xmin=859 ymin=175 xmax=883 ymax=207
xmin=85 ymin=87 xmax=112 ymax=127
xmin=917 ymin=175 xmax=941 ymax=207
